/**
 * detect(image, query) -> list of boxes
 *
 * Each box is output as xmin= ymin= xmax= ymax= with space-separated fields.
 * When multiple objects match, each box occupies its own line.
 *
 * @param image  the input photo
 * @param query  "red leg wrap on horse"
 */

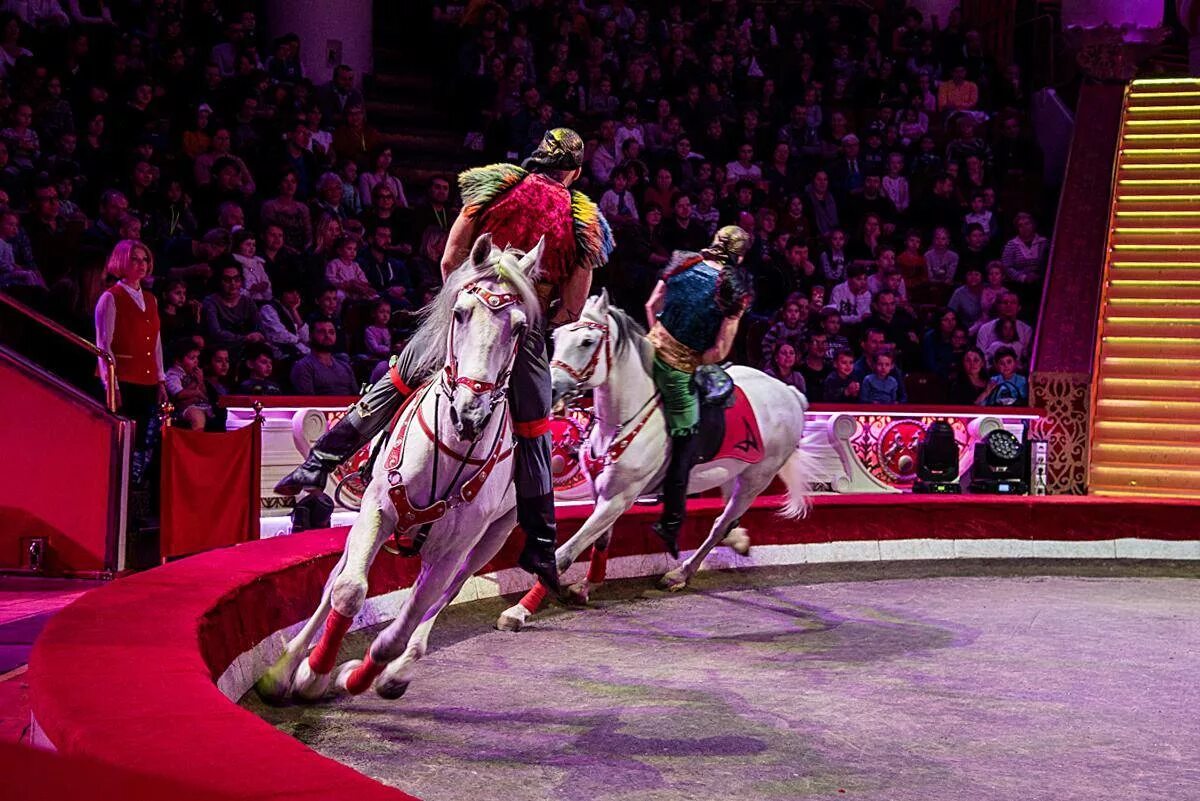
xmin=345 ymin=653 xmax=386 ymax=696
xmin=519 ymin=581 xmax=549 ymax=612
xmin=587 ymin=546 xmax=608 ymax=584
xmin=307 ymin=610 xmax=353 ymax=675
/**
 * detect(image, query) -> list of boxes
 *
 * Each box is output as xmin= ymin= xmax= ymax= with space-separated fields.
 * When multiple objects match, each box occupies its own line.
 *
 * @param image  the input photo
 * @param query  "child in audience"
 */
xmin=598 ymin=168 xmax=639 ymax=226
xmin=822 ymin=349 xmax=861 ymax=402
xmin=325 ymin=235 xmax=377 ymax=307
xmin=237 ymin=342 xmax=283 ymax=395
xmin=760 ymin=298 xmax=808 ymax=369
xmin=820 ymin=307 xmax=850 ymax=360
xmin=982 ymin=347 xmax=1028 ymax=406
xmin=165 ymin=338 xmax=213 ymax=430
xmin=963 ymin=190 xmax=996 ymax=242
xmin=924 ymin=226 xmax=959 ymax=285
xmin=980 ymin=261 xmax=1007 ymax=324
xmin=829 ymin=262 xmax=872 ymax=324
xmin=881 ymin=152 xmax=909 ymax=213
xmin=859 ymin=350 xmax=901 ymax=404
xmin=362 ymin=299 xmax=394 ymax=360
xmin=896 ymin=229 xmax=927 ymax=292
xmin=233 ymin=229 xmax=272 ymax=302
xmin=820 ymin=228 xmax=848 ymax=284
xmin=158 ymin=278 xmax=202 ymax=346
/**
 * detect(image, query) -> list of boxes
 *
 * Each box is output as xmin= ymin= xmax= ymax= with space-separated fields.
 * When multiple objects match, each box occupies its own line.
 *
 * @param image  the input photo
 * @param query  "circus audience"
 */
xmin=2 ymin=0 xmax=1050 ymax=411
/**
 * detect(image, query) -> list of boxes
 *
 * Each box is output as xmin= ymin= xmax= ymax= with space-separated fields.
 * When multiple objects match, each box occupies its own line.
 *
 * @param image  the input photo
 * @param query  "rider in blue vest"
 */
xmin=643 ymin=226 xmax=752 ymax=557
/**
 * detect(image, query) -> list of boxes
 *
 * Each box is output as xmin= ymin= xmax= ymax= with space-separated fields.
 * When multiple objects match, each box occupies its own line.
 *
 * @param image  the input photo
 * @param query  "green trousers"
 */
xmin=652 ymin=356 xmax=699 ymax=437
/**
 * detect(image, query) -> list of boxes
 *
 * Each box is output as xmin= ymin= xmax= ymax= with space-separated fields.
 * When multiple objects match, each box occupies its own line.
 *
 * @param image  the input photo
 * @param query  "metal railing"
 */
xmin=0 ymin=291 xmax=118 ymax=412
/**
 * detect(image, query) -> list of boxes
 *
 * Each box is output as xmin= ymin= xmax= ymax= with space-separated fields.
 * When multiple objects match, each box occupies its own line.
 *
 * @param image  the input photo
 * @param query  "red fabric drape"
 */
xmin=161 ymin=421 xmax=261 ymax=559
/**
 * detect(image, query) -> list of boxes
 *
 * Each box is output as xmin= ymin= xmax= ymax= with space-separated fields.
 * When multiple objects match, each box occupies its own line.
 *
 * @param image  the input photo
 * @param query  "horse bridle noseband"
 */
xmin=440 ymin=281 xmax=523 ymax=405
xmin=549 ymin=318 xmax=611 ymax=385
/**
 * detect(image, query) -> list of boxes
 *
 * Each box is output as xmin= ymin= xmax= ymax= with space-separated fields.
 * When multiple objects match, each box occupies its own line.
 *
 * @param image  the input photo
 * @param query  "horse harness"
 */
xmin=552 ymin=318 xmax=667 ymax=480
xmin=383 ymin=281 xmax=522 ymax=556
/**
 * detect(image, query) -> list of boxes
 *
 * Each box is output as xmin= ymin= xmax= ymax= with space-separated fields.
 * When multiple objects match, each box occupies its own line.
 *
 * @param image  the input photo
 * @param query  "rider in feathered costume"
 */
xmin=275 ymin=129 xmax=613 ymax=593
xmin=643 ymin=225 xmax=753 ymax=557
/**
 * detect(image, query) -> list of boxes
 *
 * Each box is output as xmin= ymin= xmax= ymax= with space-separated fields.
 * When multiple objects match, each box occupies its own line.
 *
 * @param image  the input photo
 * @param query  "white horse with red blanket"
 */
xmin=256 ymin=234 xmax=542 ymax=701
xmin=497 ymin=291 xmax=817 ymax=630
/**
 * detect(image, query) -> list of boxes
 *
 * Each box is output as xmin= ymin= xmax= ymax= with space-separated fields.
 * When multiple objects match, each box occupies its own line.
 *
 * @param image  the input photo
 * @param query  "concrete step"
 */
xmin=1093 ymin=419 xmax=1200 ymax=443
xmin=1105 ymin=297 xmax=1200 ymax=318
xmin=1107 ymin=279 xmax=1200 ymax=300
xmin=1095 ymin=396 xmax=1200 ymax=423
xmin=1102 ymin=316 xmax=1200 ymax=338
xmin=1091 ymin=441 xmax=1200 ymax=469
xmin=1099 ymin=355 xmax=1200 ymax=378
xmin=1097 ymin=375 xmax=1200 ymax=400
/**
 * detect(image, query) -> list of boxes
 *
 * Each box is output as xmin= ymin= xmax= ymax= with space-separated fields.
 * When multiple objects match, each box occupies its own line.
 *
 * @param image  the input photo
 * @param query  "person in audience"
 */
xmin=201 ymin=260 xmax=263 ymax=351
xmin=852 ymin=328 xmax=907 ymax=401
xmin=259 ymin=279 xmax=310 ymax=360
xmin=981 ymin=346 xmax=1028 ymax=406
xmin=357 ymin=224 xmax=412 ymax=309
xmin=860 ymin=350 xmax=901 ymax=404
xmin=290 ymin=318 xmax=358 ymax=396
xmin=799 ymin=333 xmax=831 ymax=402
xmin=232 ymin=229 xmax=272 ymax=303
xmin=922 ymin=309 xmax=960 ymax=376
xmin=325 ymin=234 xmax=377 ymax=307
xmin=924 ymin=226 xmax=959 ymax=287
xmin=948 ymin=346 xmax=990 ymax=405
xmin=765 ymin=340 xmax=806 ymax=394
xmin=759 ymin=297 xmax=808 ymax=367
xmin=1001 ymin=211 xmax=1049 ymax=296
xmin=819 ymin=307 xmax=850 ymax=360
xmin=948 ymin=264 xmax=986 ymax=333
xmin=237 ymin=342 xmax=284 ymax=395
xmin=158 ymin=278 xmax=202 ymax=347
xmin=976 ymin=292 xmax=1033 ymax=359
xmin=164 ymin=338 xmax=212 ymax=430
xmin=829 ymin=262 xmax=872 ymax=325
xmin=361 ymin=299 xmax=394 ymax=360
xmin=823 ymin=348 xmax=860 ymax=403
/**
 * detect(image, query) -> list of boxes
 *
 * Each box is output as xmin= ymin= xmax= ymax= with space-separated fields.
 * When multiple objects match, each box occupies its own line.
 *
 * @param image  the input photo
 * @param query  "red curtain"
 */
xmin=161 ymin=421 xmax=261 ymax=559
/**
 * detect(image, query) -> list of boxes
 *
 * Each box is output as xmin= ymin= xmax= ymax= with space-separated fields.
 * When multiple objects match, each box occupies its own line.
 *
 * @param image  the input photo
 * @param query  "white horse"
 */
xmin=498 ymin=291 xmax=816 ymax=630
xmin=257 ymin=233 xmax=542 ymax=701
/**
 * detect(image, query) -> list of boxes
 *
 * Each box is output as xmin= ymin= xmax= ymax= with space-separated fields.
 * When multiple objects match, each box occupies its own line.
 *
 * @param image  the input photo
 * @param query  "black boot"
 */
xmin=516 ymin=492 xmax=562 ymax=596
xmin=274 ymin=415 xmax=373 ymax=496
xmin=653 ymin=433 xmax=699 ymax=558
xmin=275 ymin=372 xmax=412 ymax=496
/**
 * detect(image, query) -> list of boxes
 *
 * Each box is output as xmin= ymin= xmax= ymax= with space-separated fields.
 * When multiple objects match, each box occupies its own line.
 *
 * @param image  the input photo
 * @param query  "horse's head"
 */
xmin=549 ymin=289 xmax=614 ymax=407
xmin=444 ymin=233 xmax=543 ymax=441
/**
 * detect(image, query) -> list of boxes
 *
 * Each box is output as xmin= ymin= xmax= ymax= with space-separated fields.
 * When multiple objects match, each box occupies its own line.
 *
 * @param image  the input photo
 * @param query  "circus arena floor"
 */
xmin=244 ymin=563 xmax=1200 ymax=801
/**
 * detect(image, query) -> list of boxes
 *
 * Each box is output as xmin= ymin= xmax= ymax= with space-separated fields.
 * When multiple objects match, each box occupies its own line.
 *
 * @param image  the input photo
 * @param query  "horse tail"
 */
xmin=776 ymin=387 xmax=816 ymax=519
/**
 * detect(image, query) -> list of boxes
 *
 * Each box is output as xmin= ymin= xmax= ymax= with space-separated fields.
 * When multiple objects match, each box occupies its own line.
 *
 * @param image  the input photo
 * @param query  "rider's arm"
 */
xmin=440 ymin=209 xmax=477 ymax=280
xmin=551 ymin=265 xmax=593 ymax=326
xmin=702 ymin=312 xmax=742 ymax=365
xmin=644 ymin=279 xmax=667 ymax=329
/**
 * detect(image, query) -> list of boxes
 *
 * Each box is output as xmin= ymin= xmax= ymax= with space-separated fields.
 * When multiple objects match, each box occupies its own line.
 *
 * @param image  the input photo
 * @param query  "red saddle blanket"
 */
xmin=698 ymin=385 xmax=766 ymax=465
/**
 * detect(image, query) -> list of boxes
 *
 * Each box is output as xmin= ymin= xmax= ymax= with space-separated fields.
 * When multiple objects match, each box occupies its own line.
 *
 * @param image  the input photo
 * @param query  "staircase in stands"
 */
xmin=1089 ymin=77 xmax=1200 ymax=498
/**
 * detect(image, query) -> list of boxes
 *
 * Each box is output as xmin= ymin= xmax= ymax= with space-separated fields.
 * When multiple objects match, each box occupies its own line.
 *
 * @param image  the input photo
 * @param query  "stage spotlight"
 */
xmin=968 ymin=429 xmax=1030 ymax=495
xmin=912 ymin=420 xmax=962 ymax=494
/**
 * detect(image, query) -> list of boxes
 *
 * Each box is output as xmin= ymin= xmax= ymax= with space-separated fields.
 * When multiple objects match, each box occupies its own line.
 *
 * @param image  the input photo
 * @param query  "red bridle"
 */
xmin=442 ymin=281 xmax=523 ymax=400
xmin=550 ymin=318 xmax=611 ymax=385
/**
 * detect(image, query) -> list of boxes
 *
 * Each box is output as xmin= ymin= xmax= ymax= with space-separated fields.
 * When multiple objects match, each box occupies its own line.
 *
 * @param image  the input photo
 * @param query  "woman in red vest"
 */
xmin=94 ymin=239 xmax=167 ymax=437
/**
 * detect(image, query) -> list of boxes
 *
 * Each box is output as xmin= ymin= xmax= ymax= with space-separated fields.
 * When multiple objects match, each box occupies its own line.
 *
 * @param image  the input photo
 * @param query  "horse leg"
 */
xmin=339 ymin=543 xmax=464 ymax=698
xmin=717 ymin=481 xmax=751 ymax=556
xmin=254 ymin=547 xmax=349 ymax=703
xmin=565 ymin=527 xmax=613 ymax=607
xmin=294 ymin=494 xmax=395 ymax=700
xmin=497 ymin=485 xmax=642 ymax=631
xmin=376 ymin=508 xmax=517 ymax=698
xmin=661 ymin=472 xmax=770 ymax=591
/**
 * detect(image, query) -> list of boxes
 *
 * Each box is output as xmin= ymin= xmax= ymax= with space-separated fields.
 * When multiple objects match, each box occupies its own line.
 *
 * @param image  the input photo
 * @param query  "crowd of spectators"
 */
xmin=447 ymin=0 xmax=1051 ymax=406
xmin=0 ymin=0 xmax=1051 ymax=428
xmin=0 ymin=1 xmax=460 ymax=431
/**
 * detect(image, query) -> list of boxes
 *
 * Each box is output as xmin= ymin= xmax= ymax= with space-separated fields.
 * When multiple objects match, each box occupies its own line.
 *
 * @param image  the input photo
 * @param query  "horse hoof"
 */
xmin=254 ymin=651 xmax=303 ymax=704
xmin=376 ymin=678 xmax=410 ymax=700
xmin=722 ymin=527 xmax=751 ymax=556
xmin=659 ymin=571 xmax=688 ymax=592
xmin=496 ymin=611 xmax=525 ymax=632
xmin=294 ymin=659 xmax=332 ymax=701
xmin=563 ymin=581 xmax=590 ymax=606
xmin=333 ymin=659 xmax=363 ymax=694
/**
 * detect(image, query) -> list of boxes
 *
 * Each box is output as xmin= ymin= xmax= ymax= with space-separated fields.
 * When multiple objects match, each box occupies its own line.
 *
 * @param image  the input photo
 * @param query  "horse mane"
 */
xmin=606 ymin=306 xmax=654 ymax=376
xmin=404 ymin=244 xmax=543 ymax=377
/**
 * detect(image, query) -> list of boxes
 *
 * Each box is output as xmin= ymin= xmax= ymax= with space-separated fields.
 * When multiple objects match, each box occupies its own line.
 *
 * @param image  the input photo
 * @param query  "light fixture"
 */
xmin=968 ymin=429 xmax=1030 ymax=495
xmin=912 ymin=420 xmax=961 ymax=494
